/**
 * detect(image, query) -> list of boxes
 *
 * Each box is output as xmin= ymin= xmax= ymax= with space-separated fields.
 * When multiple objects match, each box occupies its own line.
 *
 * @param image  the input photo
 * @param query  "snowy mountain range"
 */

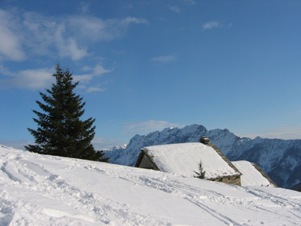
xmin=1 ymin=145 xmax=301 ymax=225
xmin=104 ymin=124 xmax=301 ymax=190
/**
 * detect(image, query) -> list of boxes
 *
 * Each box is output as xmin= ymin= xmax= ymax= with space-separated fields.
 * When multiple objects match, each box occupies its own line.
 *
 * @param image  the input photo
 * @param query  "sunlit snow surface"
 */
xmin=232 ymin=161 xmax=275 ymax=187
xmin=1 ymin=145 xmax=300 ymax=225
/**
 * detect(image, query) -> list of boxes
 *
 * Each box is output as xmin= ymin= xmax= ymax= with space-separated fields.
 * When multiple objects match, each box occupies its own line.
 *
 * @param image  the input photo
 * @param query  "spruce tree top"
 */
xmin=26 ymin=65 xmax=108 ymax=162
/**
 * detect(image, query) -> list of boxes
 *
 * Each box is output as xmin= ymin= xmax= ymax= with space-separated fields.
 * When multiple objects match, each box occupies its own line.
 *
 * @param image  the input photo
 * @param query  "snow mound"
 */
xmin=233 ymin=160 xmax=275 ymax=187
xmin=0 ymin=145 xmax=300 ymax=225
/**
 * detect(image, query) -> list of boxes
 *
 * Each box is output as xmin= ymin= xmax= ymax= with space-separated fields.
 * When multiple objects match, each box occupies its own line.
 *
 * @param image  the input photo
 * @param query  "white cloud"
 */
xmin=17 ymin=69 xmax=54 ymax=90
xmin=0 ymin=9 xmax=148 ymax=62
xmin=202 ymin=21 xmax=221 ymax=30
xmin=122 ymin=17 xmax=148 ymax=25
xmin=22 ymin=13 xmax=88 ymax=61
xmin=0 ymin=8 xmax=145 ymax=91
xmin=67 ymin=16 xmax=112 ymax=42
xmin=151 ymin=54 xmax=176 ymax=64
xmin=0 ymin=64 xmax=110 ymax=91
xmin=66 ymin=39 xmax=88 ymax=60
xmin=124 ymin=120 xmax=182 ymax=136
xmin=40 ymin=20 xmax=87 ymax=60
xmin=66 ymin=15 xmax=148 ymax=43
xmin=0 ymin=10 xmax=25 ymax=61
xmin=55 ymin=33 xmax=88 ymax=60
xmin=74 ymin=64 xmax=111 ymax=82
xmin=82 ymin=64 xmax=111 ymax=75
xmin=0 ymin=66 xmax=53 ymax=90
xmin=73 ymin=64 xmax=111 ymax=93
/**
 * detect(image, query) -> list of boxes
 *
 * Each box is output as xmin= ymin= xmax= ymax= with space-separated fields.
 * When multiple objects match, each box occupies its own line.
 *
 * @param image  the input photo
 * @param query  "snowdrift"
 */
xmin=0 ymin=145 xmax=300 ymax=225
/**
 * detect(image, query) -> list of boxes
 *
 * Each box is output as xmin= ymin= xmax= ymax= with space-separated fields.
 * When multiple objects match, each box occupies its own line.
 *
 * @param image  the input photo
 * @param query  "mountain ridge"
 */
xmin=104 ymin=124 xmax=301 ymax=189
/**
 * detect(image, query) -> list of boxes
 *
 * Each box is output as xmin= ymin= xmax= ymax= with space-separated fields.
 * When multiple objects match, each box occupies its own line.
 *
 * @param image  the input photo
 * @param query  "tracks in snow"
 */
xmin=0 ymin=152 xmax=169 ymax=225
xmin=1 ymin=149 xmax=300 ymax=225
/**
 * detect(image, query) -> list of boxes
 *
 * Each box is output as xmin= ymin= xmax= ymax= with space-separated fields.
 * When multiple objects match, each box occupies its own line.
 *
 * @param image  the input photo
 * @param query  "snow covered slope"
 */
xmin=105 ymin=124 xmax=301 ymax=189
xmin=1 ymin=145 xmax=301 ymax=225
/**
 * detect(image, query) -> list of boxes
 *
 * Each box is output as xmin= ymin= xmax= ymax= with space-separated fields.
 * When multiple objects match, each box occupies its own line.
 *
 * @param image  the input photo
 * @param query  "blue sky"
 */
xmin=1 ymin=0 xmax=301 ymax=149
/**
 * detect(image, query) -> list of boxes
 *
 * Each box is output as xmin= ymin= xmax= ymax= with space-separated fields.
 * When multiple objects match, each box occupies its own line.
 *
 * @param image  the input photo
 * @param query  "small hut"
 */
xmin=135 ymin=141 xmax=241 ymax=186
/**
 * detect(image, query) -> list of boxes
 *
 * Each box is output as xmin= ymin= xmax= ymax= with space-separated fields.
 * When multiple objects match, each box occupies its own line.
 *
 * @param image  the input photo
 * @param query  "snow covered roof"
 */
xmin=138 ymin=142 xmax=240 ymax=179
xmin=232 ymin=161 xmax=276 ymax=187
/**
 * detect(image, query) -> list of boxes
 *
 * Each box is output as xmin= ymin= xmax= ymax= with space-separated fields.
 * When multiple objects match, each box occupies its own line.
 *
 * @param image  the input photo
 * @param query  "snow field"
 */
xmin=0 ymin=145 xmax=301 ymax=225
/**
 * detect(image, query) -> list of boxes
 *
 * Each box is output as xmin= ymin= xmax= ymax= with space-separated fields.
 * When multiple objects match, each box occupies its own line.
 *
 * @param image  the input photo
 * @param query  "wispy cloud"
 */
xmin=0 ymin=63 xmax=110 ymax=92
xmin=0 ymin=65 xmax=53 ymax=90
xmin=169 ymin=0 xmax=196 ymax=13
xmin=74 ymin=64 xmax=111 ymax=93
xmin=124 ymin=120 xmax=182 ymax=136
xmin=240 ymin=126 xmax=301 ymax=140
xmin=151 ymin=54 xmax=176 ymax=64
xmin=66 ymin=16 xmax=147 ymax=43
xmin=0 ymin=9 xmax=148 ymax=62
xmin=92 ymin=137 xmax=127 ymax=150
xmin=78 ymin=1 xmax=90 ymax=14
xmin=181 ymin=0 xmax=196 ymax=4
xmin=202 ymin=21 xmax=221 ymax=30
xmin=86 ymin=86 xmax=105 ymax=93
xmin=122 ymin=17 xmax=148 ymax=25
xmin=0 ymin=7 xmax=145 ymax=91
xmin=169 ymin=5 xmax=181 ymax=13
xmin=74 ymin=64 xmax=111 ymax=82
xmin=0 ymin=10 xmax=25 ymax=61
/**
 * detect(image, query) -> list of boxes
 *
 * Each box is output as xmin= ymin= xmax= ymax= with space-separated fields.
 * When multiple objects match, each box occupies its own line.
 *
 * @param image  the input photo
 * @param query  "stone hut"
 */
xmin=135 ymin=139 xmax=241 ymax=186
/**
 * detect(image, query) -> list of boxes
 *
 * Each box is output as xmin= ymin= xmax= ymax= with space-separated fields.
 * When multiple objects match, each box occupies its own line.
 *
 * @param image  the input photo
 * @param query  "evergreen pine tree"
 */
xmin=25 ymin=65 xmax=108 ymax=162
xmin=194 ymin=161 xmax=206 ymax=179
